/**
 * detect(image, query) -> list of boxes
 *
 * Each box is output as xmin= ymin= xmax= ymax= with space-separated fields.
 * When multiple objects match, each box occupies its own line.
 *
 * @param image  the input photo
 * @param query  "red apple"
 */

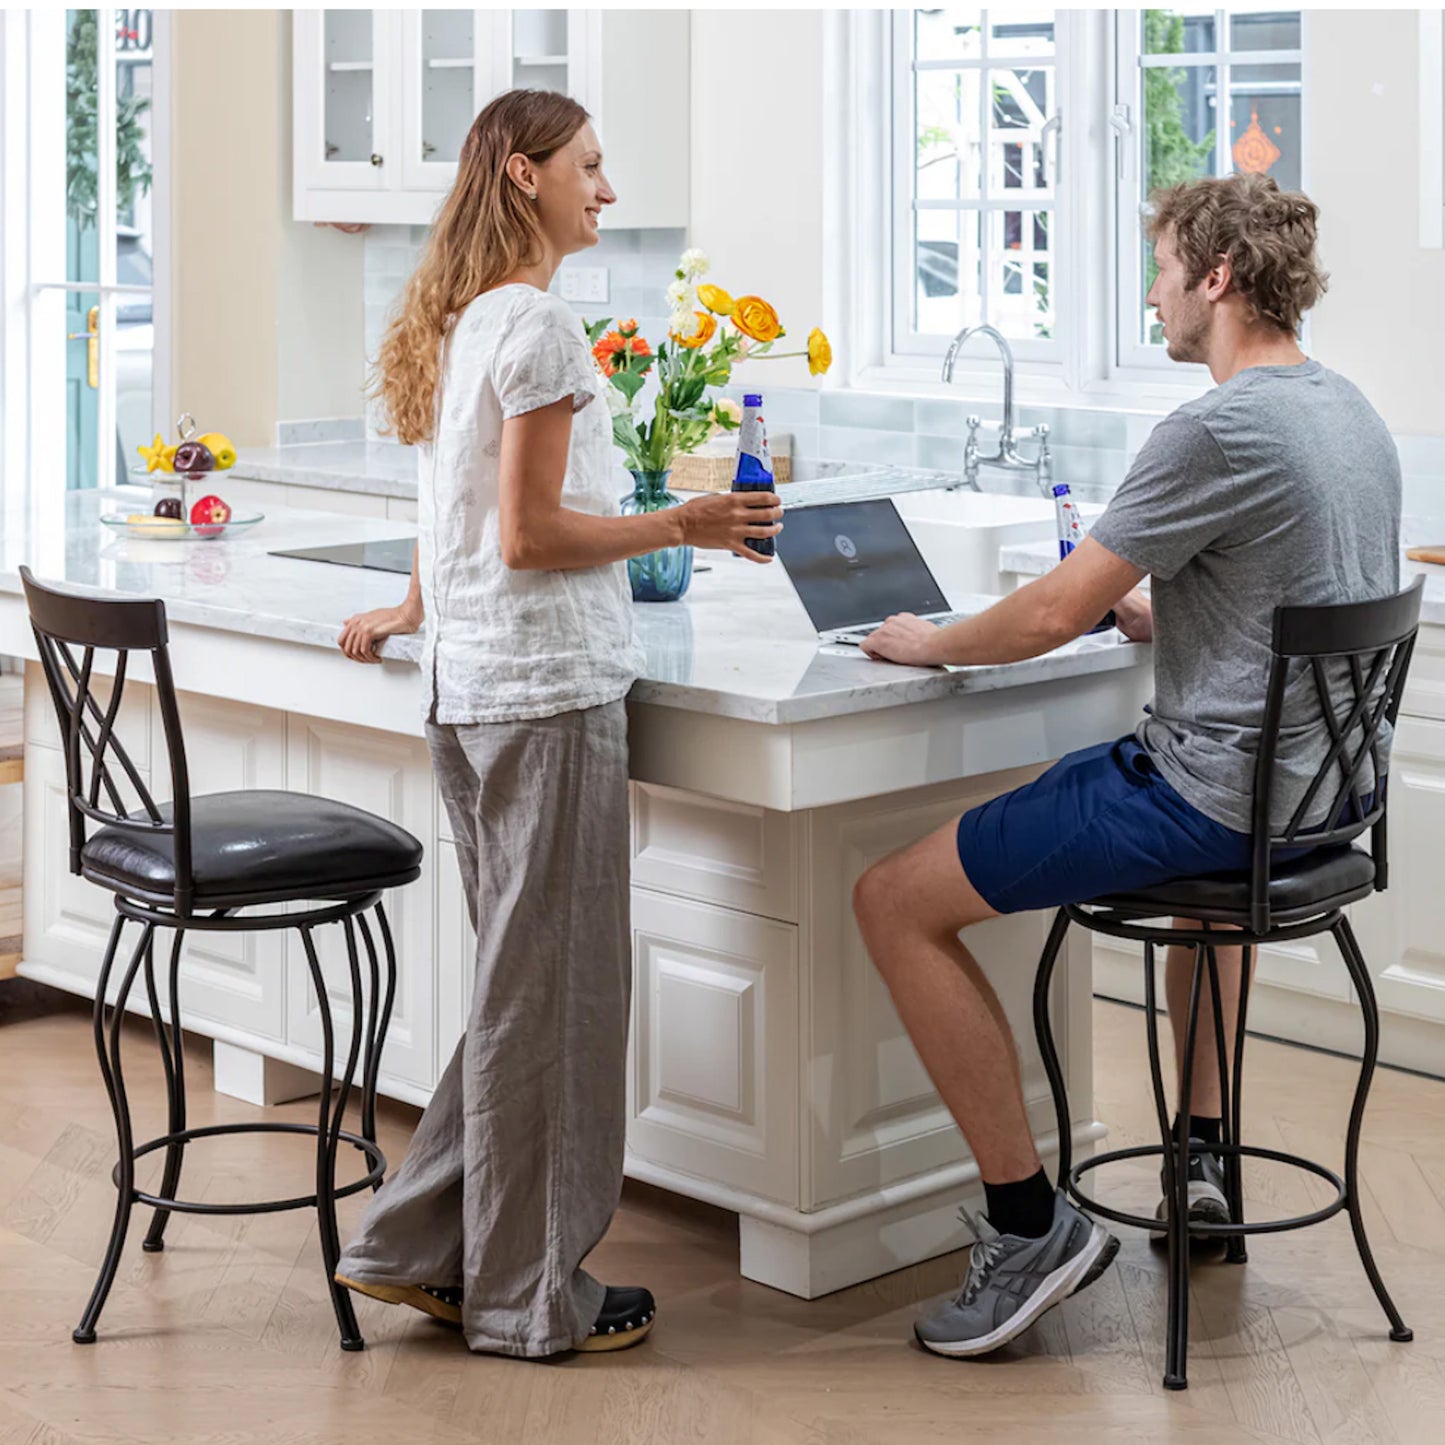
xmin=189 ymin=494 xmax=231 ymax=538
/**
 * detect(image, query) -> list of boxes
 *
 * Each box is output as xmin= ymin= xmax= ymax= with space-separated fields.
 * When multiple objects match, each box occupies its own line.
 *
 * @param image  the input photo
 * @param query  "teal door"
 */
xmin=66 ymin=220 xmax=100 ymax=489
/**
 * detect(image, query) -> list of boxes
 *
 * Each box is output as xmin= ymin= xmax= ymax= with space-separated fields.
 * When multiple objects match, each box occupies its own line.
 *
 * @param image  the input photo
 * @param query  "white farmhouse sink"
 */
xmin=892 ymin=488 xmax=1105 ymax=597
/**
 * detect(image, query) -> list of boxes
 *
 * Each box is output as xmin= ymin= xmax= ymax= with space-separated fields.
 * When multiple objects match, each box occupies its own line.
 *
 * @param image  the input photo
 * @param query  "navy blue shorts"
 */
xmin=957 ymin=736 xmax=1307 ymax=915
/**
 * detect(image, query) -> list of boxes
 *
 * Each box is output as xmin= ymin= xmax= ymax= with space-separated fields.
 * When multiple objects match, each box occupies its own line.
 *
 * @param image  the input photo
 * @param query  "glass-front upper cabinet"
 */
xmin=293 ymin=9 xmax=680 ymax=227
xmin=295 ymin=9 xmax=392 ymax=197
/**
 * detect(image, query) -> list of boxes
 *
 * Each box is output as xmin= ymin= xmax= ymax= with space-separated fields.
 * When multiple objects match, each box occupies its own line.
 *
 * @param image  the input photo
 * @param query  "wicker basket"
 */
xmin=669 ymin=432 xmax=792 ymax=492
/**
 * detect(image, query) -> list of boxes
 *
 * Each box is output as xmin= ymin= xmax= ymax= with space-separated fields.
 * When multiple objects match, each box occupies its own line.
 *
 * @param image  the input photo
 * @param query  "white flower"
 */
xmin=714 ymin=397 xmax=741 ymax=425
xmin=679 ymin=248 xmax=710 ymax=279
xmin=665 ymin=279 xmax=696 ymax=312
xmin=669 ymin=308 xmax=702 ymax=340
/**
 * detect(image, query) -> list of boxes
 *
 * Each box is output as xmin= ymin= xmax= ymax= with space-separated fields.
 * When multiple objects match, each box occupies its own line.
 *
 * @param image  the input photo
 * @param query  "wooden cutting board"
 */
xmin=1406 ymin=545 xmax=1445 ymax=565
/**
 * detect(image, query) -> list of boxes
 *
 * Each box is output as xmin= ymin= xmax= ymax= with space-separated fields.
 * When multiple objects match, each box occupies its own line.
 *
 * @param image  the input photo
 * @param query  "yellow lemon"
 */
xmin=197 ymin=432 xmax=237 ymax=469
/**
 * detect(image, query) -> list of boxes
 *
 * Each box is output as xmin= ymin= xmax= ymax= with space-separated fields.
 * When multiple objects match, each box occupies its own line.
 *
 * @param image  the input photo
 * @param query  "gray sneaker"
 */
xmin=1154 ymin=1137 xmax=1231 ymax=1228
xmin=913 ymin=1190 xmax=1119 ymax=1358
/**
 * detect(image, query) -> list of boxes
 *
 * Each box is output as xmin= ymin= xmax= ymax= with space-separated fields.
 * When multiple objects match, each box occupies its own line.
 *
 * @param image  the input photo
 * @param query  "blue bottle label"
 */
xmin=732 ymin=399 xmax=775 ymax=555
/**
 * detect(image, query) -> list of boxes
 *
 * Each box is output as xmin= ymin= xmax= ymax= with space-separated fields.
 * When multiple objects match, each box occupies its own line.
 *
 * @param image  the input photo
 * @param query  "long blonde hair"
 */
xmin=371 ymin=89 xmax=591 ymax=445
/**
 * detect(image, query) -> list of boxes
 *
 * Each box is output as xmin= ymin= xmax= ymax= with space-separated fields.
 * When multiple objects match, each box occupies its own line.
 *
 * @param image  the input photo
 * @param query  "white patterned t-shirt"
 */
xmin=417 ymin=284 xmax=641 ymax=724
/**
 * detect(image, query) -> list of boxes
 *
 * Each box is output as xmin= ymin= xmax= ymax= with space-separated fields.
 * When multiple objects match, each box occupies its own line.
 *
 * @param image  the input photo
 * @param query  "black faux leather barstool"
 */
xmin=1033 ymin=576 xmax=1424 ymax=1390
xmin=21 ymin=567 xmax=423 ymax=1353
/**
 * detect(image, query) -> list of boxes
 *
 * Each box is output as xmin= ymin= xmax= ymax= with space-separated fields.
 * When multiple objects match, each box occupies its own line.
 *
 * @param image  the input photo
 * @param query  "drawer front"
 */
xmin=630 ymin=782 xmax=798 ymax=923
xmin=1402 ymin=621 xmax=1445 ymax=721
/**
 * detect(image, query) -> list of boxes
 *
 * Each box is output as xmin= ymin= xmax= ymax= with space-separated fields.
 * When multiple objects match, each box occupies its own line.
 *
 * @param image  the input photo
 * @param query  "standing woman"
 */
xmin=331 ymin=90 xmax=781 ymax=1359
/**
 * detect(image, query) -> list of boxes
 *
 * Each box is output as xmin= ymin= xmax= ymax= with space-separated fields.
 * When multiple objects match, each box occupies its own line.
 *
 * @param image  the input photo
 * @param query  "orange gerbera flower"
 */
xmin=592 ymin=329 xmax=653 ymax=377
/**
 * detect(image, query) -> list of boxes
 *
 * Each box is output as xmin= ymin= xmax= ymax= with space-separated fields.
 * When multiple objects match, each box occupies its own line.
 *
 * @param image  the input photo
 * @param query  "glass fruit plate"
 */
xmin=100 ymin=508 xmax=264 ymax=541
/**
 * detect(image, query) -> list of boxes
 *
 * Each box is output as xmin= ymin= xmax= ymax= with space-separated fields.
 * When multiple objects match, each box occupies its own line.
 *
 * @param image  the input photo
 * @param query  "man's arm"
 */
xmin=860 ymin=537 xmax=1148 ymax=667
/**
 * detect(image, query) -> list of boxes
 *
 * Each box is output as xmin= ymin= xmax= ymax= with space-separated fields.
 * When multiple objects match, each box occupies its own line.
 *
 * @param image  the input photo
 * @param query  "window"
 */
xmin=0 ymin=7 xmax=169 ymax=501
xmin=1115 ymin=8 xmax=1305 ymax=368
xmin=893 ymin=8 xmax=1062 ymax=361
xmin=876 ymin=8 xmax=1305 ymax=392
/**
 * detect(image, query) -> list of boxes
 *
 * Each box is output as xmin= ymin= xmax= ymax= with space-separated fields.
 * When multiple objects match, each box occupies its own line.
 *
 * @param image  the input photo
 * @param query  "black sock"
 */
xmin=983 ymin=1168 xmax=1055 ymax=1239
xmin=1172 ymin=1112 xmax=1222 ymax=1145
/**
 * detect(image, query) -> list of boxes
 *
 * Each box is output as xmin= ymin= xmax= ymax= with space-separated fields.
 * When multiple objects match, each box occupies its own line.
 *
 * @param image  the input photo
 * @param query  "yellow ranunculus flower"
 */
xmin=807 ymin=327 xmax=832 ymax=376
xmin=731 ymin=295 xmax=782 ymax=343
xmin=674 ymin=311 xmax=717 ymax=349
xmin=696 ymin=284 xmax=735 ymax=317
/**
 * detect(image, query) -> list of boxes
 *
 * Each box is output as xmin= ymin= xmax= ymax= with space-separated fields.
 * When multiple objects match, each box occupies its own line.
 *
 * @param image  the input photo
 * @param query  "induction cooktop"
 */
xmin=268 ymin=538 xmax=416 ymax=574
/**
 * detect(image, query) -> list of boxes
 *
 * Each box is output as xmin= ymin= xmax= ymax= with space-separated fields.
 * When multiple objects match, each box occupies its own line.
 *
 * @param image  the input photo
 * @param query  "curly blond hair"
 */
xmin=1147 ymin=172 xmax=1328 ymax=334
xmin=371 ymin=90 xmax=590 ymax=446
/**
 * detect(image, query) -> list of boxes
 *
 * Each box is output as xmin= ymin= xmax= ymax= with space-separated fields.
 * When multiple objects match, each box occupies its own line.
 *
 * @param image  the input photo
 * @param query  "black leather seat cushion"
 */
xmin=1088 ymin=845 xmax=1376 ymax=924
xmin=80 ymin=790 xmax=423 ymax=907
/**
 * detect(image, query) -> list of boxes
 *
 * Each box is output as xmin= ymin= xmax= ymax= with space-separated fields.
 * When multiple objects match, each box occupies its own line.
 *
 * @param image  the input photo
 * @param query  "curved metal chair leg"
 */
xmin=1031 ymin=909 xmax=1073 ymax=1190
xmin=1145 ymin=938 xmax=1197 ymax=1390
xmin=1332 ymin=917 xmax=1413 ymax=1343
xmin=354 ymin=911 xmax=382 ymax=1151
xmin=74 ymin=918 xmax=152 ymax=1344
xmin=1202 ymin=937 xmax=1247 ymax=1263
xmin=1223 ymin=938 xmax=1250 ymax=1263
xmin=298 ymin=923 xmax=366 ymax=1352
xmin=142 ymin=928 xmax=188 ymax=1253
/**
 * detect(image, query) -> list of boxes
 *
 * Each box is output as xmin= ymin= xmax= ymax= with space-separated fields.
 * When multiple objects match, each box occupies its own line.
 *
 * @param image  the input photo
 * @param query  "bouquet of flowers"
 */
xmin=585 ymin=248 xmax=831 ymax=476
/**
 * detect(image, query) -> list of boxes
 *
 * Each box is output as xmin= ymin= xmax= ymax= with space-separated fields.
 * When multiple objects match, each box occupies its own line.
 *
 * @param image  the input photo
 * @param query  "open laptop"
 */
xmin=774 ymin=498 xmax=970 ymax=646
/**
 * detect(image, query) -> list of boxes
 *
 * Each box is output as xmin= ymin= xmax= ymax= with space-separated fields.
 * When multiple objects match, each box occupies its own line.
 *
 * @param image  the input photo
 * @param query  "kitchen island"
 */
xmin=0 ymin=488 xmax=1154 ymax=1298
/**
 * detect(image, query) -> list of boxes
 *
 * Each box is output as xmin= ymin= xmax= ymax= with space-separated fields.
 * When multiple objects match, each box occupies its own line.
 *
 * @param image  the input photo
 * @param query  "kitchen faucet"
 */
xmin=940 ymin=324 xmax=1052 ymax=497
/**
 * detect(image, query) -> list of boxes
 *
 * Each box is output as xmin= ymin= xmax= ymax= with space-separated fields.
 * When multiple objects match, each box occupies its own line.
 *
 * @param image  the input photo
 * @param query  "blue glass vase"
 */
xmin=621 ymin=468 xmax=693 ymax=603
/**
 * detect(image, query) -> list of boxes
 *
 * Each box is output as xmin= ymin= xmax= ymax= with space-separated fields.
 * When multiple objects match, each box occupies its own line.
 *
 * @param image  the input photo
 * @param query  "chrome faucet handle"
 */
xmin=962 ymin=415 xmax=982 ymax=492
xmin=1032 ymin=424 xmax=1054 ymax=497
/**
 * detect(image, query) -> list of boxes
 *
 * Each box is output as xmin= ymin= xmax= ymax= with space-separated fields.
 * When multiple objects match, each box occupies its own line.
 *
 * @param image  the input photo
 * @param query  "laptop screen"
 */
xmin=775 ymin=499 xmax=949 ymax=632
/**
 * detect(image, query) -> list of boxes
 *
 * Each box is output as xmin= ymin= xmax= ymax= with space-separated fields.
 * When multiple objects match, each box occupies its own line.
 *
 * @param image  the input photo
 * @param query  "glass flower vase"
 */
xmin=621 ymin=468 xmax=693 ymax=603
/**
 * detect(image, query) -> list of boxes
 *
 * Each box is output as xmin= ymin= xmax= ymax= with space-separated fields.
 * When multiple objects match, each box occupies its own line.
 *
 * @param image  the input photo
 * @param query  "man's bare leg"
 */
xmin=1165 ymin=919 xmax=1253 ymax=1116
xmin=851 ymin=819 xmax=1042 ymax=1184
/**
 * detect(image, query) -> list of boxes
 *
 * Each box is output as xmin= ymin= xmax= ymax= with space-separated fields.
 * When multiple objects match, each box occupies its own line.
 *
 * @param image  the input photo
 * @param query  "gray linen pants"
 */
xmin=335 ymin=700 xmax=632 ymax=1357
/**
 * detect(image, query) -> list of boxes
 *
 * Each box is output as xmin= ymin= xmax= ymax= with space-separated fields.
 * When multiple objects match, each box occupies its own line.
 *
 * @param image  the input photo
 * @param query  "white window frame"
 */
xmin=889 ymin=7 xmax=1067 ymax=368
xmin=836 ymin=7 xmax=1306 ymax=409
xmin=1113 ymin=7 xmax=1308 ymax=375
xmin=0 ymin=7 xmax=172 ymax=509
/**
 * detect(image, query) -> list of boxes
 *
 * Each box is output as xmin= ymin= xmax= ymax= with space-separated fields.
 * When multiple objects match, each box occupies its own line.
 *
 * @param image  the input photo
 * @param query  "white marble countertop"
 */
xmin=999 ymin=523 xmax=1445 ymax=627
xmin=0 ymin=488 xmax=1151 ymax=727
xmin=231 ymin=441 xmax=421 ymax=499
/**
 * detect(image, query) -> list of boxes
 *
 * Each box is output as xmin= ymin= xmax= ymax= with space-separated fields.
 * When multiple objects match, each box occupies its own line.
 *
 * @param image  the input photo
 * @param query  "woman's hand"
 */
xmin=676 ymin=490 xmax=784 ymax=563
xmin=338 ymin=598 xmax=423 ymax=664
xmin=859 ymin=613 xmax=946 ymax=667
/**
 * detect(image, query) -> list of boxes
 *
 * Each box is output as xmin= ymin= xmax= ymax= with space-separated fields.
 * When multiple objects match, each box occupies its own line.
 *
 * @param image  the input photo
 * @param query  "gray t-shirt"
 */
xmin=1089 ymin=359 xmax=1401 ymax=834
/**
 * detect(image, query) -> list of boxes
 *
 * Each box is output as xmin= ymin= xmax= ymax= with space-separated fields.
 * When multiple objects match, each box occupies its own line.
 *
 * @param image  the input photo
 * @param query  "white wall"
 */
xmin=689 ymin=9 xmax=824 ymax=390
xmin=172 ymin=9 xmax=363 ymax=446
xmin=1307 ymin=9 xmax=1445 ymax=436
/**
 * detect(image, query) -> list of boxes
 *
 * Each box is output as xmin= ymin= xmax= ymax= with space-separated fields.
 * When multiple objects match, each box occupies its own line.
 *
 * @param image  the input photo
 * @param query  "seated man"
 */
xmin=854 ymin=172 xmax=1401 ymax=1359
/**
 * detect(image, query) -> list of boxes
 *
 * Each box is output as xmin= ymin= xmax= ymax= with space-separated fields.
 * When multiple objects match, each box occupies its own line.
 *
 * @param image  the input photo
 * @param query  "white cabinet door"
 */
xmin=293 ymin=9 xmax=398 ymax=206
xmin=399 ymin=9 xmax=508 ymax=193
xmin=23 ymin=743 xmax=151 ymax=999
xmin=284 ymin=716 xmax=437 ymax=1090
xmin=150 ymin=690 xmax=289 ymax=1042
xmin=627 ymin=889 xmax=799 ymax=1205
xmin=1351 ymin=715 xmax=1445 ymax=1027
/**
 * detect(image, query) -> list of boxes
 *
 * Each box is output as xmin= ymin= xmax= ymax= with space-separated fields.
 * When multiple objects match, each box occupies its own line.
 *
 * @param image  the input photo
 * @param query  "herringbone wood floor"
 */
xmin=3 ymin=984 xmax=1444 ymax=1445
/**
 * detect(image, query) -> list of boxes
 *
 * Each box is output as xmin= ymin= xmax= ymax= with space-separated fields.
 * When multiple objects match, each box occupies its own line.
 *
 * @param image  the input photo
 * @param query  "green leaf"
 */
xmin=612 ymin=370 xmax=646 ymax=403
xmin=584 ymin=316 xmax=613 ymax=345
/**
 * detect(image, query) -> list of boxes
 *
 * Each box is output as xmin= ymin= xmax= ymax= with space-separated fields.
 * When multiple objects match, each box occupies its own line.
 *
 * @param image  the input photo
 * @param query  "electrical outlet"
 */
xmin=558 ymin=266 xmax=609 ymax=304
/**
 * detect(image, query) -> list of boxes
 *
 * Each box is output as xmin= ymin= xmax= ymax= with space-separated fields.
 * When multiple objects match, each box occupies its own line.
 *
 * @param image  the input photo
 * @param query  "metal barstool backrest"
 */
xmin=1249 ymin=574 xmax=1425 ymax=933
xmin=19 ymin=567 xmax=195 ymax=917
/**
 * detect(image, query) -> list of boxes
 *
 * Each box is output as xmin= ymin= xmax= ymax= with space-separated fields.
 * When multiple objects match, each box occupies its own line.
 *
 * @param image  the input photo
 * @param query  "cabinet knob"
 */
xmin=370 ymin=153 xmax=384 ymax=168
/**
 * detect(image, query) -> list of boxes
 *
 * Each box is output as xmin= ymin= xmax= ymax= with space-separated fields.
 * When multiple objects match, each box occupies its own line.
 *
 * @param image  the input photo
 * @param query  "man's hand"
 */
xmin=338 ymin=599 xmax=423 ymax=664
xmin=859 ymin=613 xmax=946 ymax=667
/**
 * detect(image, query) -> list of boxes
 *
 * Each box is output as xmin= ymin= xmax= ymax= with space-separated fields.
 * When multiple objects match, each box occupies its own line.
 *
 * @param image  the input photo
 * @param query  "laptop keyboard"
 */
xmin=833 ymin=612 xmax=967 ymax=645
